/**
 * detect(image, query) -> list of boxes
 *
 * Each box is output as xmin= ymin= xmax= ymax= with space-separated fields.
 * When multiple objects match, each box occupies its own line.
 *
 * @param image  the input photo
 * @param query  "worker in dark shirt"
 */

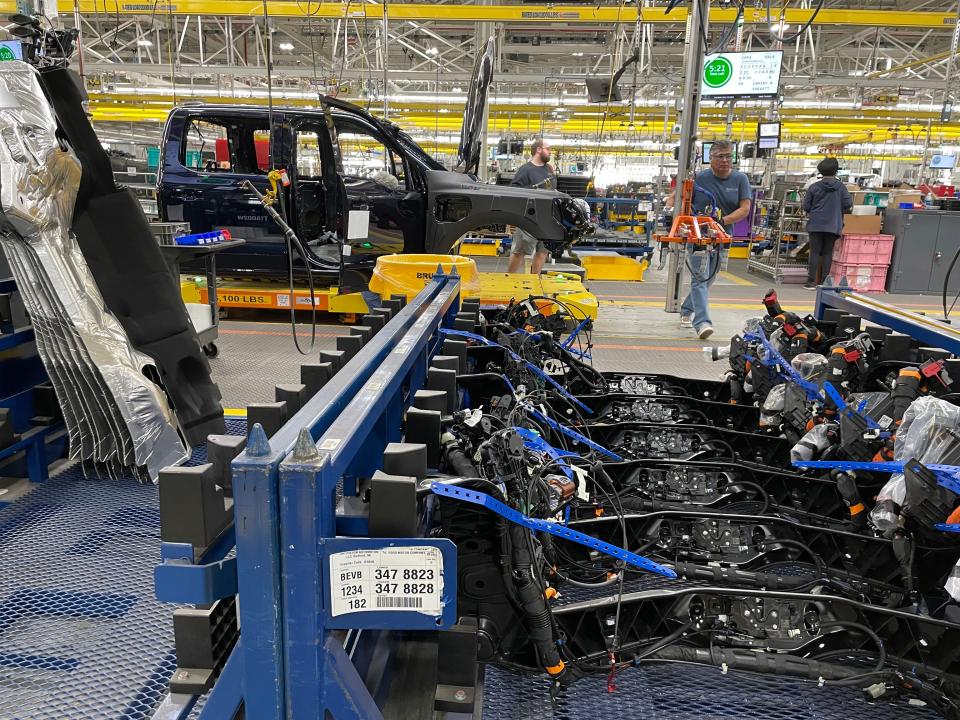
xmin=803 ymin=157 xmax=853 ymax=289
xmin=508 ymin=138 xmax=556 ymax=274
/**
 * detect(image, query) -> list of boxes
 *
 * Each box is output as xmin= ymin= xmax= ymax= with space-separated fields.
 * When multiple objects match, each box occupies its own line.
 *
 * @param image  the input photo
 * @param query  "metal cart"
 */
xmin=149 ymin=222 xmax=245 ymax=358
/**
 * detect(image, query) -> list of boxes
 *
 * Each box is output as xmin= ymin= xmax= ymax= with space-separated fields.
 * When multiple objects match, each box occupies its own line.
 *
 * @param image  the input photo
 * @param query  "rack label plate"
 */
xmin=328 ymin=546 xmax=443 ymax=617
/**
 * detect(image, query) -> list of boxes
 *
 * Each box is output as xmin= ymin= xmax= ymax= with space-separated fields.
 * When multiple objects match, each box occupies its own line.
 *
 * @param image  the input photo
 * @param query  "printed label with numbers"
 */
xmin=328 ymin=546 xmax=443 ymax=617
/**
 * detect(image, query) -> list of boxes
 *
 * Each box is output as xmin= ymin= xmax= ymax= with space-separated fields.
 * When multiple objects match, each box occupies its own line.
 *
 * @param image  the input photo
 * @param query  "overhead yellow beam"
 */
xmin=86 ymin=92 xmax=955 ymax=124
xmin=0 ymin=2 xmax=955 ymax=28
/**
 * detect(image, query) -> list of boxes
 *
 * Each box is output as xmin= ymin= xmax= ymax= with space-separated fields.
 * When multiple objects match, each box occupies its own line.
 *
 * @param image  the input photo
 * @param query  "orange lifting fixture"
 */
xmin=657 ymin=179 xmax=732 ymax=246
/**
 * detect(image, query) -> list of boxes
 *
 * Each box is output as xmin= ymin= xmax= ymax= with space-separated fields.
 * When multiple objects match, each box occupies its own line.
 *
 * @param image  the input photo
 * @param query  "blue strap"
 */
xmin=743 ymin=329 xmax=820 ymax=401
xmin=513 ymin=426 xmax=577 ymax=480
xmin=440 ymin=328 xmax=593 ymax=414
xmin=430 ymin=482 xmax=677 ymax=578
xmin=561 ymin=318 xmax=593 ymax=360
xmin=526 ymin=406 xmax=623 ymax=461
xmin=934 ymin=523 xmax=960 ymax=533
xmin=793 ymin=459 xmax=960 ymax=496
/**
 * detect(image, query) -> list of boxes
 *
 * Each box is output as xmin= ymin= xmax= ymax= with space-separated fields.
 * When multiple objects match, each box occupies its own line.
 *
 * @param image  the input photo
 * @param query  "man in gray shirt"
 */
xmin=679 ymin=139 xmax=752 ymax=339
xmin=508 ymin=139 xmax=556 ymax=274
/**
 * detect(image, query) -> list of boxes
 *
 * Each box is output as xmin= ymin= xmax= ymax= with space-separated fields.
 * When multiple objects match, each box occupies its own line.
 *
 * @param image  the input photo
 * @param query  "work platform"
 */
xmin=181 ymin=269 xmax=599 ymax=320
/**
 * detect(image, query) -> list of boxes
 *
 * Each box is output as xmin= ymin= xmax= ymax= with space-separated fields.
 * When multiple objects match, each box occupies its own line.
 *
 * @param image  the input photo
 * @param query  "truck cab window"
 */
xmin=335 ymin=119 xmax=407 ymax=189
xmin=181 ymin=117 xmax=271 ymax=175
xmin=296 ymin=130 xmax=324 ymax=179
xmin=182 ymin=119 xmax=232 ymax=172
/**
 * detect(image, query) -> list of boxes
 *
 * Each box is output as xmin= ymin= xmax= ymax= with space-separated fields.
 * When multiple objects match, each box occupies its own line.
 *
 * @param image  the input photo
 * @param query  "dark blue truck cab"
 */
xmin=158 ymin=97 xmax=590 ymax=279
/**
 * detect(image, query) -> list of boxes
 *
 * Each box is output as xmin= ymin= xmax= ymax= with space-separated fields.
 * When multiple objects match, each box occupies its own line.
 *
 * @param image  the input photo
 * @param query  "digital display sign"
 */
xmin=702 ymin=51 xmax=783 ymax=100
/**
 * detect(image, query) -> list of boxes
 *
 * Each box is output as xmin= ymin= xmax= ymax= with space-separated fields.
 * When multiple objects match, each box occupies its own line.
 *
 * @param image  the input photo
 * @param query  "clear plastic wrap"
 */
xmin=791 ymin=352 xmax=827 ymax=382
xmin=759 ymin=384 xmax=786 ymax=427
xmin=946 ymin=559 xmax=960 ymax=602
xmin=790 ymin=422 xmax=837 ymax=463
xmin=0 ymin=61 xmax=188 ymax=480
xmin=369 ymin=253 xmax=482 ymax=300
xmin=870 ymin=396 xmax=960 ymax=531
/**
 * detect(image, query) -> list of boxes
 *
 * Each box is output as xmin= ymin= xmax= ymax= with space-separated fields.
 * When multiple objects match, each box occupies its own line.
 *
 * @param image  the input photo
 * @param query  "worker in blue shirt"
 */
xmin=677 ymin=139 xmax=753 ymax=339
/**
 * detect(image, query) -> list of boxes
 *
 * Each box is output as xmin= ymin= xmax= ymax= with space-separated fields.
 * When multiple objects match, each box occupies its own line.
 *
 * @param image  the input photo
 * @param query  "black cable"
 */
xmin=755 ymin=537 xmax=826 ymax=575
xmin=941 ymin=244 xmax=960 ymax=320
xmin=705 ymin=437 xmax=737 ymax=459
xmin=728 ymin=480 xmax=770 ymax=513
xmin=767 ymin=0 xmax=825 ymax=43
xmin=816 ymin=620 xmax=886 ymax=681
xmin=707 ymin=0 xmax=744 ymax=55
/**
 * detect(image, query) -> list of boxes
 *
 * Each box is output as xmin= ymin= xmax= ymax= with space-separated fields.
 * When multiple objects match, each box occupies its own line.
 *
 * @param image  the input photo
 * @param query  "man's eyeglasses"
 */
xmin=713 ymin=153 xmax=733 ymax=161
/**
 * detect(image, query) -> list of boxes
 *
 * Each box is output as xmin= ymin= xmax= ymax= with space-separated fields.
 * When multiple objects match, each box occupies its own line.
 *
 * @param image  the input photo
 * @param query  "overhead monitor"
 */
xmin=702 ymin=141 xmax=738 ymax=164
xmin=0 ymin=41 xmax=24 ymax=61
xmin=930 ymin=154 xmax=957 ymax=169
xmin=702 ymin=51 xmax=783 ymax=100
xmin=758 ymin=122 xmax=781 ymax=138
xmin=586 ymin=77 xmax=623 ymax=103
xmin=758 ymin=136 xmax=780 ymax=150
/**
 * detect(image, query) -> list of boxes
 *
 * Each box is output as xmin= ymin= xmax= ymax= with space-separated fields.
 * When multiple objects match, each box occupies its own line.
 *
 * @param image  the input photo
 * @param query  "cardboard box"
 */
xmin=888 ymin=190 xmax=922 ymax=207
xmin=842 ymin=213 xmax=883 ymax=235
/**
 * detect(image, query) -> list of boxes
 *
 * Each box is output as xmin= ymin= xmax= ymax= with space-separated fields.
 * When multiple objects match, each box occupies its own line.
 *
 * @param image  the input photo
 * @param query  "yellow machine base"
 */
xmin=579 ymin=254 xmax=648 ymax=282
xmin=460 ymin=240 xmax=502 ymax=257
xmin=182 ymin=270 xmax=598 ymax=321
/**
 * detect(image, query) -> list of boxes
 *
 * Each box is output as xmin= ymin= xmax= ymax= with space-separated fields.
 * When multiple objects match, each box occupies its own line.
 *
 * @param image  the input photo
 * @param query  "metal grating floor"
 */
xmin=482 ymin=661 xmax=938 ymax=720
xmin=0 ymin=408 xmax=945 ymax=720
xmin=0 ymin=419 xmax=245 ymax=720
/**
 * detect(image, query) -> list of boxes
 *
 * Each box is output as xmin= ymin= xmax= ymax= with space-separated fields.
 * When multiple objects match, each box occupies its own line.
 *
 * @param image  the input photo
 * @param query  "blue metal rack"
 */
xmin=815 ymin=285 xmax=960 ymax=356
xmin=153 ymin=269 xmax=464 ymax=720
xmin=0 ymin=276 xmax=65 ymax=486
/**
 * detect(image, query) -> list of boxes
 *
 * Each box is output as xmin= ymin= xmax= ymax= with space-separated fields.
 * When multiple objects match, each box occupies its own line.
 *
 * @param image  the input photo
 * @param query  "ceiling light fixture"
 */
xmin=427 ymin=47 xmax=439 ymax=56
xmin=279 ymin=42 xmax=295 ymax=51
xmin=136 ymin=39 xmax=153 ymax=47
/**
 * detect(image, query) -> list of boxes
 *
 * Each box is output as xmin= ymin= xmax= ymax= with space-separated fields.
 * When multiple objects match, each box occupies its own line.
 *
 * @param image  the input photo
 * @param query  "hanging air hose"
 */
xmin=683 ymin=183 xmax=726 ymax=285
xmin=241 ymin=175 xmax=318 ymax=355
xmin=257 ymin=0 xmax=317 ymax=355
xmin=941 ymin=244 xmax=960 ymax=321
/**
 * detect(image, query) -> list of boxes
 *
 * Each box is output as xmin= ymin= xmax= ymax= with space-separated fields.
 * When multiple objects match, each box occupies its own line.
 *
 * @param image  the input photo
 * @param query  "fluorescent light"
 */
xmin=427 ymin=47 xmax=439 ymax=56
xmin=770 ymin=21 xmax=790 ymax=33
xmin=279 ymin=42 xmax=295 ymax=51
xmin=572 ymin=52 xmax=584 ymax=57
xmin=136 ymin=39 xmax=152 ymax=47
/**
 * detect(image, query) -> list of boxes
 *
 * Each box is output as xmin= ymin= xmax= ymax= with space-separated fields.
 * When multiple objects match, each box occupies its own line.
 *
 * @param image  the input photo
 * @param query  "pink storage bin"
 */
xmin=834 ymin=234 xmax=895 ymax=264
xmin=831 ymin=260 xmax=889 ymax=293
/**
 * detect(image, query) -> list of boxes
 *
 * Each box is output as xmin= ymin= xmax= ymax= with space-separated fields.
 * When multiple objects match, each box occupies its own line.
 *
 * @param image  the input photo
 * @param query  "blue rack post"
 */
xmin=154 ymin=270 xmax=464 ymax=719
xmin=277 ymin=272 xmax=461 ymax=719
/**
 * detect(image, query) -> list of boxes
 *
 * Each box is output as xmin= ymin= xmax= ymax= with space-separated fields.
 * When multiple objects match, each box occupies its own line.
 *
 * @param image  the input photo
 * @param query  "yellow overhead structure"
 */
xmin=0 ymin=1 xmax=955 ymax=28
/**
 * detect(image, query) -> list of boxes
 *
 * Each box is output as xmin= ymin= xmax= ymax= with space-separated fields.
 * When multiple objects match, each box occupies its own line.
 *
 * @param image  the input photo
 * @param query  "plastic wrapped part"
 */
xmin=759 ymin=384 xmax=786 ymax=428
xmin=946 ymin=559 xmax=960 ymax=602
xmin=845 ymin=391 xmax=890 ymax=418
xmin=742 ymin=316 xmax=763 ymax=334
xmin=790 ymin=353 xmax=827 ymax=382
xmin=870 ymin=396 xmax=960 ymax=531
xmin=790 ymin=422 xmax=836 ymax=463
xmin=762 ymin=384 xmax=786 ymax=413
xmin=38 ymin=65 xmax=224 ymax=446
xmin=0 ymin=61 xmax=188 ymax=480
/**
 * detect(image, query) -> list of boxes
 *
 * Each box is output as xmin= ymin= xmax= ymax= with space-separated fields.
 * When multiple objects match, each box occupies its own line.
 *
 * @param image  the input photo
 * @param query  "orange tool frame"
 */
xmin=658 ymin=179 xmax=732 ymax=245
